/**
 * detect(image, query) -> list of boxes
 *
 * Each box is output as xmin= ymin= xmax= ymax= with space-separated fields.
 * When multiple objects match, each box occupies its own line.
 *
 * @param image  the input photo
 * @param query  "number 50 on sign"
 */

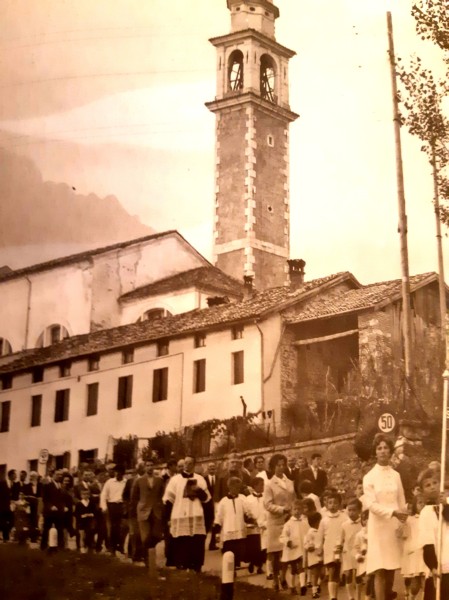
xmin=378 ymin=413 xmax=396 ymax=433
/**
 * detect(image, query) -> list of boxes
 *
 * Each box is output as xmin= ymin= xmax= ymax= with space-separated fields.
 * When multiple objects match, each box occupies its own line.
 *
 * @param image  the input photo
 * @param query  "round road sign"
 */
xmin=378 ymin=413 xmax=396 ymax=433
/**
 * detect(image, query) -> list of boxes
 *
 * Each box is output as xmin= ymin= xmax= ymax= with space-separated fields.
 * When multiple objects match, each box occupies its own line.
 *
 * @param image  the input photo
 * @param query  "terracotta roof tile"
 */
xmin=0 ymin=272 xmax=350 ymax=374
xmin=284 ymin=272 xmax=438 ymax=323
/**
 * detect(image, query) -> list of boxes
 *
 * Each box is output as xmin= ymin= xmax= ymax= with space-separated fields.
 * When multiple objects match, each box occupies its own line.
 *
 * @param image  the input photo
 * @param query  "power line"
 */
xmin=0 ymin=68 xmax=211 ymax=89
xmin=0 ymin=26 xmax=201 ymax=44
xmin=0 ymin=32 xmax=200 ymax=51
xmin=1 ymin=127 xmax=211 ymax=148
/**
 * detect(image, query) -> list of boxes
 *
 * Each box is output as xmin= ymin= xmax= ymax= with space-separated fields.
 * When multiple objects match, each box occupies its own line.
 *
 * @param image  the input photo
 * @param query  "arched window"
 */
xmin=36 ymin=324 xmax=70 ymax=348
xmin=0 ymin=338 xmax=12 ymax=356
xmin=260 ymin=54 xmax=276 ymax=103
xmin=228 ymin=50 xmax=244 ymax=92
xmin=136 ymin=308 xmax=172 ymax=323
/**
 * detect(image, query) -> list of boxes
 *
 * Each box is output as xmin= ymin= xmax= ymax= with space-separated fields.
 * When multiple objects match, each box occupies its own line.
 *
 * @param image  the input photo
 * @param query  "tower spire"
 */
xmin=207 ymin=0 xmax=298 ymax=290
xmin=227 ymin=0 xmax=279 ymax=38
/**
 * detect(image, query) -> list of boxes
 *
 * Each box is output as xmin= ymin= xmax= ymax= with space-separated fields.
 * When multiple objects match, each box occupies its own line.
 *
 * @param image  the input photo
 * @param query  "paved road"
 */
xmin=155 ymin=538 xmax=407 ymax=599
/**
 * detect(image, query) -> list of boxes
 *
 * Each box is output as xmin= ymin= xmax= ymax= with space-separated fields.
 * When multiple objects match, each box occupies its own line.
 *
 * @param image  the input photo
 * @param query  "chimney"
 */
xmin=287 ymin=259 xmax=306 ymax=290
xmin=243 ymin=275 xmax=255 ymax=299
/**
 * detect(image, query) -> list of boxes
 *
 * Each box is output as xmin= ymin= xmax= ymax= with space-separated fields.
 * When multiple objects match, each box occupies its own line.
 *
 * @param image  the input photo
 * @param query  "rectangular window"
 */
xmin=152 ymin=367 xmax=168 ymax=403
xmin=88 ymin=356 xmax=100 ymax=372
xmin=31 ymin=395 xmax=42 ymax=427
xmin=1 ymin=375 xmax=12 ymax=390
xmin=59 ymin=361 xmax=71 ymax=378
xmin=117 ymin=375 xmax=133 ymax=410
xmin=54 ymin=389 xmax=70 ymax=422
xmin=231 ymin=325 xmax=244 ymax=340
xmin=78 ymin=449 xmax=98 ymax=464
xmin=87 ymin=383 xmax=99 ymax=416
xmin=232 ymin=351 xmax=244 ymax=385
xmin=32 ymin=367 xmax=44 ymax=383
xmin=194 ymin=333 xmax=206 ymax=348
xmin=122 ymin=348 xmax=134 ymax=364
xmin=193 ymin=359 xmax=206 ymax=394
xmin=0 ymin=401 xmax=11 ymax=432
xmin=50 ymin=325 xmax=62 ymax=345
xmin=52 ymin=452 xmax=70 ymax=470
xmin=157 ymin=340 xmax=169 ymax=357
xmin=28 ymin=459 xmax=38 ymax=473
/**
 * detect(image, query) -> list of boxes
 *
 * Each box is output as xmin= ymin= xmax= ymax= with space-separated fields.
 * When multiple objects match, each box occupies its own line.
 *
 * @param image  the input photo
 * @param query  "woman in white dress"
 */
xmin=263 ymin=453 xmax=296 ymax=591
xmin=363 ymin=433 xmax=408 ymax=600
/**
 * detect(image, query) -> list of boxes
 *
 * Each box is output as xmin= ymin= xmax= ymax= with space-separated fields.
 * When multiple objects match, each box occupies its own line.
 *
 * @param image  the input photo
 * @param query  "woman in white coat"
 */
xmin=363 ymin=433 xmax=408 ymax=600
xmin=263 ymin=453 xmax=296 ymax=591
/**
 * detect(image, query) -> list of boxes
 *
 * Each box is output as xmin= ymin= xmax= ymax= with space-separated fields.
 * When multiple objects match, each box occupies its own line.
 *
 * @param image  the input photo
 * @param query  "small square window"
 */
xmin=31 ymin=395 xmax=42 ymax=427
xmin=59 ymin=361 xmax=71 ymax=378
xmin=0 ymin=401 xmax=11 ymax=432
xmin=231 ymin=326 xmax=244 ymax=340
xmin=87 ymin=383 xmax=99 ymax=416
xmin=1 ymin=374 xmax=12 ymax=390
xmin=117 ymin=376 xmax=133 ymax=410
xmin=153 ymin=368 xmax=168 ymax=403
xmin=232 ymin=351 xmax=244 ymax=385
xmin=157 ymin=341 xmax=169 ymax=357
xmin=194 ymin=333 xmax=206 ymax=348
xmin=88 ymin=356 xmax=100 ymax=372
xmin=122 ymin=348 xmax=134 ymax=364
xmin=32 ymin=367 xmax=44 ymax=384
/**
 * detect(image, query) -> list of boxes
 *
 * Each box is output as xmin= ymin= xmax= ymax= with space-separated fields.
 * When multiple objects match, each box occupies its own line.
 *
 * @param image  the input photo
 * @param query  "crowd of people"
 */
xmin=0 ymin=437 xmax=447 ymax=600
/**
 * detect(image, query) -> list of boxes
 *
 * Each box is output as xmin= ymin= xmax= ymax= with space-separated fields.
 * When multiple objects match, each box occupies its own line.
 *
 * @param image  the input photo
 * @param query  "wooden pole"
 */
xmin=431 ymin=144 xmax=448 ymax=335
xmin=387 ymin=12 xmax=414 ymax=407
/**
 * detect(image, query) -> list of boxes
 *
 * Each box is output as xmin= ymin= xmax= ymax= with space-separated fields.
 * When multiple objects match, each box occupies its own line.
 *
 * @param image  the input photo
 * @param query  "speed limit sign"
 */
xmin=378 ymin=413 xmax=396 ymax=433
xmin=38 ymin=449 xmax=49 ymax=464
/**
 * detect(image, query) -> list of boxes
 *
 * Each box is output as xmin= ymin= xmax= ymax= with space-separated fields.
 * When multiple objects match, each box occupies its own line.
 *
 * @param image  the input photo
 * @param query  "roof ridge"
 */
xmin=0 ymin=230 xmax=205 ymax=282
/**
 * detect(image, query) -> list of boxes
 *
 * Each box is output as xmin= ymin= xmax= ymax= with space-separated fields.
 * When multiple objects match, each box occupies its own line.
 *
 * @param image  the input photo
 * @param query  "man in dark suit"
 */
xmin=40 ymin=469 xmax=65 ymax=549
xmin=297 ymin=453 xmax=328 ymax=498
xmin=74 ymin=469 xmax=95 ymax=500
xmin=204 ymin=461 xmax=218 ymax=550
xmin=123 ymin=462 xmax=145 ymax=563
xmin=284 ymin=455 xmax=300 ymax=481
xmin=0 ymin=469 xmax=16 ymax=541
xmin=131 ymin=459 xmax=164 ymax=575
xmin=214 ymin=453 xmax=251 ymax=502
xmin=24 ymin=471 xmax=43 ymax=542
xmin=12 ymin=470 xmax=28 ymax=500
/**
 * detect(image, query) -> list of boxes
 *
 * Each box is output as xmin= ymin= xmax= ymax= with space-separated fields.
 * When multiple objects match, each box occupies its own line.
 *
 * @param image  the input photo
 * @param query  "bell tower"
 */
xmin=206 ymin=0 xmax=298 ymax=290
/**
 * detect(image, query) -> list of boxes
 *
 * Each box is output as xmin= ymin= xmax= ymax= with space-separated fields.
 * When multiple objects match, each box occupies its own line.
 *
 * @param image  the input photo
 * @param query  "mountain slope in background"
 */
xmin=0 ymin=147 xmax=154 ymax=269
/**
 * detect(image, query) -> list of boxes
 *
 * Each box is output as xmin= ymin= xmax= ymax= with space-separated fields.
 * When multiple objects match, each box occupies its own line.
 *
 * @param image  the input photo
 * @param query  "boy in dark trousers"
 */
xmin=12 ymin=491 xmax=31 ymax=545
xmin=74 ymin=488 xmax=97 ymax=552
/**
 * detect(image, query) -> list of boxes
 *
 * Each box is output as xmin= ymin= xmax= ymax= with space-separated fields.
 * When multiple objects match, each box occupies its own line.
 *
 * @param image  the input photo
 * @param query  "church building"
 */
xmin=0 ymin=0 xmax=446 ymax=474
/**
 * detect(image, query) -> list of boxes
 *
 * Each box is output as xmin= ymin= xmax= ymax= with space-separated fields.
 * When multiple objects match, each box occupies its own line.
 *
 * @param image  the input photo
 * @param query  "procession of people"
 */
xmin=0 ymin=438 xmax=448 ymax=599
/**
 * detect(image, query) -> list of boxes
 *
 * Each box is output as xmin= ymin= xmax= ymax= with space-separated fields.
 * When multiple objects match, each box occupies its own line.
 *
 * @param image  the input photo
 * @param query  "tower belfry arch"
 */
xmin=206 ymin=0 xmax=298 ymax=290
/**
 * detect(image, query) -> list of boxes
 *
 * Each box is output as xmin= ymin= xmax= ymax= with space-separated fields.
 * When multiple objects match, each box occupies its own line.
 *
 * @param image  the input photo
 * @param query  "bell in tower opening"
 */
xmin=206 ymin=0 xmax=298 ymax=291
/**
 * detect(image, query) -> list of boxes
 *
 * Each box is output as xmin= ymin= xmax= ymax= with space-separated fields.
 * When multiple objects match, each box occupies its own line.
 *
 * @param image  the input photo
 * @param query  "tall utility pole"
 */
xmin=431 ymin=145 xmax=448 ymax=335
xmin=387 ymin=12 xmax=414 ymax=406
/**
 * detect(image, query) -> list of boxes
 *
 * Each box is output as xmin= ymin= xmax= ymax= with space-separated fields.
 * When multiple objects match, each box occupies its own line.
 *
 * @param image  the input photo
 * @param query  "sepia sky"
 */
xmin=0 ymin=0 xmax=447 ymax=284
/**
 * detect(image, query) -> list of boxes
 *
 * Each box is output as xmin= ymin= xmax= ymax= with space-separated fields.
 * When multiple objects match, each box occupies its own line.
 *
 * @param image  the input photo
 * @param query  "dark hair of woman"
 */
xmin=268 ymin=453 xmax=287 ymax=473
xmin=372 ymin=433 xmax=395 ymax=456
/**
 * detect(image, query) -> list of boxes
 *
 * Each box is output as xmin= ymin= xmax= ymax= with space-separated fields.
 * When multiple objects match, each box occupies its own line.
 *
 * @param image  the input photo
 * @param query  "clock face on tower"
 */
xmin=260 ymin=54 xmax=276 ymax=103
xmin=228 ymin=50 xmax=244 ymax=92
